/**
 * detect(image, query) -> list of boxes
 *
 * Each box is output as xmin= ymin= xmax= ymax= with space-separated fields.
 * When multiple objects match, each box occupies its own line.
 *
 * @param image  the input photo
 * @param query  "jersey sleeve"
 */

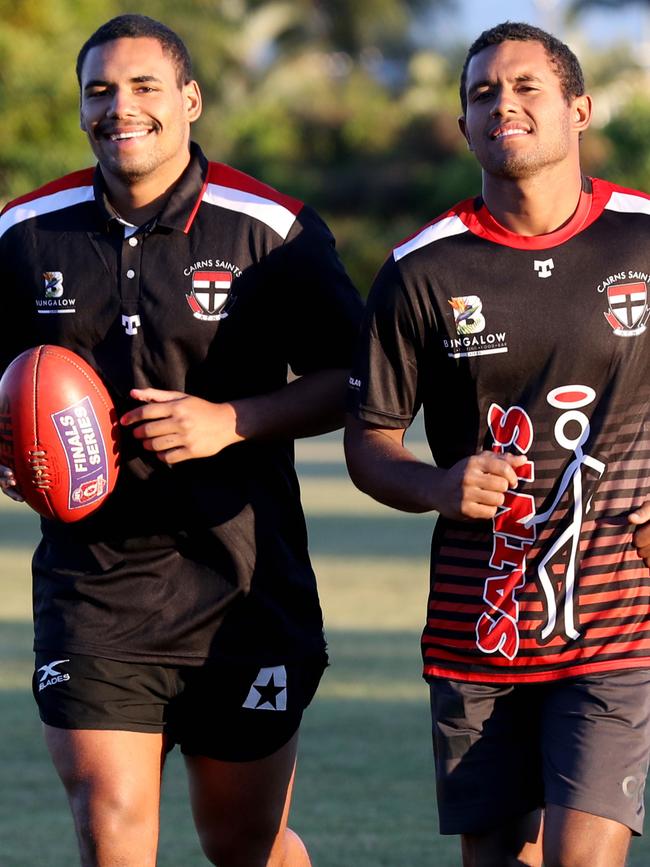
xmin=0 ymin=225 xmax=31 ymax=377
xmin=347 ymin=254 xmax=430 ymax=429
xmin=274 ymin=205 xmax=363 ymax=376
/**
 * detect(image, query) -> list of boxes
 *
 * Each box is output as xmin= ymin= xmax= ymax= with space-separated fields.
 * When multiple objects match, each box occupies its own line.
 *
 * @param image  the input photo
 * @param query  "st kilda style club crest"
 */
xmin=186 ymin=270 xmax=234 ymax=321
xmin=604 ymin=281 xmax=650 ymax=337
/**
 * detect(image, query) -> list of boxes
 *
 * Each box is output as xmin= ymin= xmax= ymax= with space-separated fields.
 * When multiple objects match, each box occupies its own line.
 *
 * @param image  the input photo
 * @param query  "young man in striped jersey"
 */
xmin=0 ymin=14 xmax=362 ymax=867
xmin=346 ymin=21 xmax=650 ymax=867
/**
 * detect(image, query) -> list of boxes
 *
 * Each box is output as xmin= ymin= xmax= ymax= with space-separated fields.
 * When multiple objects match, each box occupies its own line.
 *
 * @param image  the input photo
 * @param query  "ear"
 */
xmin=184 ymin=80 xmax=202 ymax=123
xmin=458 ymin=115 xmax=473 ymax=151
xmin=572 ymin=93 xmax=592 ymax=134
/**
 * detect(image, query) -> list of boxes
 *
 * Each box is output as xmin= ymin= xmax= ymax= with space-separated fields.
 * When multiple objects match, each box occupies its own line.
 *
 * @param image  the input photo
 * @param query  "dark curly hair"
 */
xmin=459 ymin=21 xmax=585 ymax=114
xmin=76 ymin=14 xmax=193 ymax=89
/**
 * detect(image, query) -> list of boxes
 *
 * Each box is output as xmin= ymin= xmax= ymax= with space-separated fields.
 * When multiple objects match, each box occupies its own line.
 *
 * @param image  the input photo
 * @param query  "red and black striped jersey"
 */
xmin=349 ymin=176 xmax=650 ymax=683
xmin=0 ymin=143 xmax=363 ymax=665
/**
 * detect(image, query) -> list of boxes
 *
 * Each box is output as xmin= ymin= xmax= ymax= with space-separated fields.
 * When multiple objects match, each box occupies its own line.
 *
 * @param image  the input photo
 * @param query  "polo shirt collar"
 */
xmin=92 ymin=141 xmax=209 ymax=234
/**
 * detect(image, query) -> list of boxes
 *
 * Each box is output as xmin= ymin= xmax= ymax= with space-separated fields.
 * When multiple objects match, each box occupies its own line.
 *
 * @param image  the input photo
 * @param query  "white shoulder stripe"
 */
xmin=203 ymin=183 xmax=298 ymax=239
xmin=0 ymin=186 xmax=94 ymax=241
xmin=393 ymin=214 xmax=468 ymax=262
xmin=605 ymin=190 xmax=650 ymax=216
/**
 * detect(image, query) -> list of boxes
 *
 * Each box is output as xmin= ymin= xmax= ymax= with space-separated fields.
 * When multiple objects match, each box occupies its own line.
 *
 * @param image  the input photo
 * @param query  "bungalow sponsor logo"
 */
xmin=36 ymin=271 xmax=76 ymax=314
xmin=443 ymin=295 xmax=508 ymax=358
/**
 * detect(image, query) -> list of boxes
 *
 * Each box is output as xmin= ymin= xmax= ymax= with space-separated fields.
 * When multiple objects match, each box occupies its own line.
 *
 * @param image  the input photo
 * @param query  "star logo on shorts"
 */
xmin=241 ymin=666 xmax=287 ymax=711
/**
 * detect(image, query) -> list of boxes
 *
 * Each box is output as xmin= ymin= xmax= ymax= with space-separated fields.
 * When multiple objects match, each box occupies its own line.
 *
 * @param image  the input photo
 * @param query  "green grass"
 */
xmin=2 ymin=431 xmax=650 ymax=865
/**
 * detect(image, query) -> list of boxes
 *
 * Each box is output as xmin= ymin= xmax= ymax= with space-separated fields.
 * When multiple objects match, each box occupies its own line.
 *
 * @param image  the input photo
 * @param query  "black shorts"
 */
xmin=33 ymin=652 xmax=326 ymax=762
xmin=429 ymin=669 xmax=650 ymax=836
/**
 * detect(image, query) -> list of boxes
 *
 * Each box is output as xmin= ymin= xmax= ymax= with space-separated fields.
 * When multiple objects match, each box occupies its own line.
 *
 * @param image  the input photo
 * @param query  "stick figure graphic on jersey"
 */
xmin=528 ymin=385 xmax=606 ymax=641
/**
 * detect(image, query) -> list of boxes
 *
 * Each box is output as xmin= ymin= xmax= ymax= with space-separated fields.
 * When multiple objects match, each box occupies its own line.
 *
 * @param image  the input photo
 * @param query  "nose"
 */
xmin=489 ymin=87 xmax=518 ymax=118
xmin=106 ymin=87 xmax=138 ymax=118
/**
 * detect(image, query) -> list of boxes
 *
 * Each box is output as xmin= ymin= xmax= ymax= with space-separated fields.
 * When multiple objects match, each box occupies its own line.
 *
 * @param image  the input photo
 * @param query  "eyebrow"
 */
xmin=468 ymin=73 xmax=544 ymax=98
xmin=83 ymin=75 xmax=163 ymax=91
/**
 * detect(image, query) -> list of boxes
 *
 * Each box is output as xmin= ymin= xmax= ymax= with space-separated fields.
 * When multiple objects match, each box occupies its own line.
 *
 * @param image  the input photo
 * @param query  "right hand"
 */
xmin=437 ymin=451 xmax=527 ymax=521
xmin=0 ymin=465 xmax=24 ymax=502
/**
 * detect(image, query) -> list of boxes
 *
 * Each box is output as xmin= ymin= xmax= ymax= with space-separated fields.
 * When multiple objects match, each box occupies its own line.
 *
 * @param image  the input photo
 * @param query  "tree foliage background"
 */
xmin=1 ymin=0 xmax=649 ymax=293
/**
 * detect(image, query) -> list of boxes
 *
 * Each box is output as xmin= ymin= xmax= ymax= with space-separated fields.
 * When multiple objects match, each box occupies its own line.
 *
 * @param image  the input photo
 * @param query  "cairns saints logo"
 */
xmin=186 ymin=270 xmax=232 ymax=322
xmin=603 ymin=281 xmax=650 ymax=338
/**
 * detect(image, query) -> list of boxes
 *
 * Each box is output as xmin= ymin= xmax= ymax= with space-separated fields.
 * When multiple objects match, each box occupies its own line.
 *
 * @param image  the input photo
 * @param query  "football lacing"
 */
xmin=28 ymin=449 xmax=52 ymax=490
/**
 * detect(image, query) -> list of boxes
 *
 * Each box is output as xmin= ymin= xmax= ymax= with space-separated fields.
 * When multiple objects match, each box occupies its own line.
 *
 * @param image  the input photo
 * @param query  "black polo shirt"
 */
xmin=0 ymin=143 xmax=362 ymax=665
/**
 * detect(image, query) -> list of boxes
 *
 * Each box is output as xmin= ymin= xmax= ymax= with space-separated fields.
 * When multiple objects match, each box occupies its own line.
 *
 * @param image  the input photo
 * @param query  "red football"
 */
xmin=0 ymin=345 xmax=120 ymax=522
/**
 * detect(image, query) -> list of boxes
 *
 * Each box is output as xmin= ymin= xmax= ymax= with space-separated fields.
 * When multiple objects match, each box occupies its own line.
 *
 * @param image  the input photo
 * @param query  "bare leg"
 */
xmin=185 ymin=730 xmax=310 ymax=866
xmin=43 ymin=725 xmax=166 ymax=867
xmin=460 ymin=808 xmax=544 ymax=867
xmin=543 ymin=804 xmax=631 ymax=867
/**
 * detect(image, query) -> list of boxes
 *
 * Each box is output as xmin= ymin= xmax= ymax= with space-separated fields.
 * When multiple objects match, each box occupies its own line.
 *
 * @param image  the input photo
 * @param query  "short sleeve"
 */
xmin=0 ymin=226 xmax=31 ymax=376
xmin=347 ymin=254 xmax=429 ymax=429
xmin=274 ymin=205 xmax=363 ymax=375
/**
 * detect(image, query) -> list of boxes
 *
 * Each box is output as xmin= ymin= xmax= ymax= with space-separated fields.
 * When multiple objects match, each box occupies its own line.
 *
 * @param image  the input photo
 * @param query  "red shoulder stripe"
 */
xmin=1 ymin=168 xmax=95 ymax=215
xmin=206 ymin=162 xmax=303 ymax=215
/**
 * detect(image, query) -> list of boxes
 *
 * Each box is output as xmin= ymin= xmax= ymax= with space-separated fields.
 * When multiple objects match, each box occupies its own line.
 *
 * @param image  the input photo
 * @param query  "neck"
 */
xmin=104 ymin=175 xmax=176 ymax=226
xmin=102 ymin=147 xmax=192 ymax=226
xmin=481 ymin=164 xmax=584 ymax=236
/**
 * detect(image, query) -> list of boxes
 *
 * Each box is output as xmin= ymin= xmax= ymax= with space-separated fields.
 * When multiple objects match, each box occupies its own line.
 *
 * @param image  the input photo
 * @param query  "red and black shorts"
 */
xmin=429 ymin=669 xmax=650 ymax=836
xmin=33 ymin=652 xmax=326 ymax=762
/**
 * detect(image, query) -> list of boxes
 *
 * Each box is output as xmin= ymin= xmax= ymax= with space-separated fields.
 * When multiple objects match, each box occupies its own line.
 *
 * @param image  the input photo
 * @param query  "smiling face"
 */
xmin=79 ymin=36 xmax=202 ymax=194
xmin=459 ymin=39 xmax=589 ymax=181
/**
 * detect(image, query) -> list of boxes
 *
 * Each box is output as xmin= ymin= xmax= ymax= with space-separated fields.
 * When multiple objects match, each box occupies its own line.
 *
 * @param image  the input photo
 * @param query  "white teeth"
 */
xmin=109 ymin=130 xmax=150 ymax=141
xmin=495 ymin=129 xmax=529 ymax=139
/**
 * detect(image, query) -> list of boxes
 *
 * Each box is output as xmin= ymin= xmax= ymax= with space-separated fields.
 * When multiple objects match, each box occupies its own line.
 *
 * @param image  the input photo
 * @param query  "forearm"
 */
xmin=123 ymin=369 xmax=351 ymax=465
xmin=344 ymin=415 xmax=525 ymax=520
xmin=231 ymin=368 xmax=350 ymax=441
xmin=344 ymin=415 xmax=441 ymax=513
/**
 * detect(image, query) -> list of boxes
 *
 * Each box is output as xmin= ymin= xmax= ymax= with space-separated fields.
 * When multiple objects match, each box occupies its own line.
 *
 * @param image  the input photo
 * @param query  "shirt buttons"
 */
xmin=128 ymin=237 xmax=138 ymax=247
xmin=126 ymin=269 xmax=135 ymax=279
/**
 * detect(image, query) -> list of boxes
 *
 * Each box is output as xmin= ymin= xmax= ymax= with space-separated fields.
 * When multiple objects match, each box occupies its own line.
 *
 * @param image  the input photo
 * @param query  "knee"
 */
xmin=197 ymin=821 xmax=282 ymax=867
xmin=199 ymin=828 xmax=273 ymax=867
xmin=68 ymin=778 xmax=149 ymax=837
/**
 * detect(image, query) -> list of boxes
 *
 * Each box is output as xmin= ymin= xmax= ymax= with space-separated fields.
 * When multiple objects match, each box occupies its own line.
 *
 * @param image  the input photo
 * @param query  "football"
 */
xmin=0 ymin=345 xmax=120 ymax=522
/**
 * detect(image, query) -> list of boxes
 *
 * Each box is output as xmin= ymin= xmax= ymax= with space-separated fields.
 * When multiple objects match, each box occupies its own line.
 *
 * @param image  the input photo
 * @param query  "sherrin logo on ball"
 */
xmin=0 ymin=345 xmax=120 ymax=522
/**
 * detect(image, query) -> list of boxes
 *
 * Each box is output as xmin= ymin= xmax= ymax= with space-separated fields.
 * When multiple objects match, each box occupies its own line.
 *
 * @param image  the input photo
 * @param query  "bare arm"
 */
xmin=630 ymin=501 xmax=650 ymax=568
xmin=120 ymin=368 xmax=350 ymax=465
xmin=344 ymin=414 xmax=526 ymax=521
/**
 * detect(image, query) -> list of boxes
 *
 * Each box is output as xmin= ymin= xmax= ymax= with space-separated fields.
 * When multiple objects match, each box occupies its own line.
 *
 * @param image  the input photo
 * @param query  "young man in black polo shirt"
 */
xmin=346 ymin=21 xmax=650 ymax=867
xmin=0 ymin=14 xmax=362 ymax=867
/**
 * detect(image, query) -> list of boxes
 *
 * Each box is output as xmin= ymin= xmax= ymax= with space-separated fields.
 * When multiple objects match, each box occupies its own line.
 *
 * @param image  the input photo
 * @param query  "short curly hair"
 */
xmin=459 ymin=21 xmax=585 ymax=115
xmin=76 ymin=14 xmax=193 ymax=89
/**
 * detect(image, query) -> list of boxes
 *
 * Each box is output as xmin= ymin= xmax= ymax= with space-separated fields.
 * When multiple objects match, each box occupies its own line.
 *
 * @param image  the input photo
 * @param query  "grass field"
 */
xmin=2 ymin=427 xmax=650 ymax=865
